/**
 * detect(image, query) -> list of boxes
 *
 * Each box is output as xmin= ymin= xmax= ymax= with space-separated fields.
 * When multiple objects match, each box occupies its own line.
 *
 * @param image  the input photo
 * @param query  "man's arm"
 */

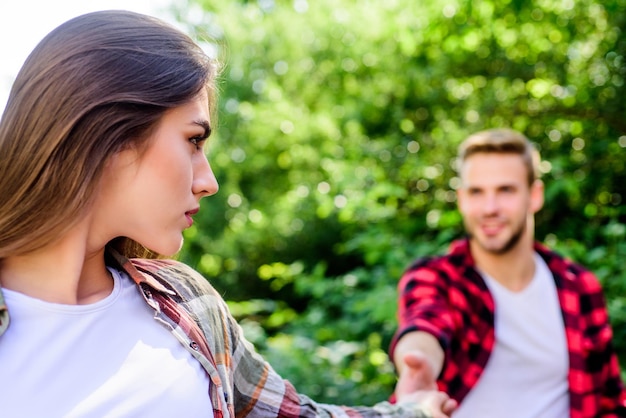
xmin=393 ymin=331 xmax=444 ymax=378
xmin=393 ymin=331 xmax=446 ymax=397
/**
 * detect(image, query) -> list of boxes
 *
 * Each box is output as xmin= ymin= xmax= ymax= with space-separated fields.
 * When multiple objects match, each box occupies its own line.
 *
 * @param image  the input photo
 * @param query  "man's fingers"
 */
xmin=442 ymin=398 xmax=458 ymax=415
xmin=402 ymin=352 xmax=435 ymax=379
xmin=398 ymin=390 xmax=456 ymax=418
xmin=428 ymin=391 xmax=457 ymax=418
xmin=398 ymin=351 xmax=437 ymax=391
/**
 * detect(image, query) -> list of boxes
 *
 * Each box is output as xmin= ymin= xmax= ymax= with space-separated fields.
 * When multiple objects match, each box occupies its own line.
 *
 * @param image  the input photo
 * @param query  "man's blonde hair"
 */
xmin=457 ymin=128 xmax=541 ymax=186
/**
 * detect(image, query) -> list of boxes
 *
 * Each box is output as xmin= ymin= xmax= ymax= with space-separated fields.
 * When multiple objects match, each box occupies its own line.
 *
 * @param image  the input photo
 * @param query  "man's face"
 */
xmin=457 ymin=152 xmax=543 ymax=255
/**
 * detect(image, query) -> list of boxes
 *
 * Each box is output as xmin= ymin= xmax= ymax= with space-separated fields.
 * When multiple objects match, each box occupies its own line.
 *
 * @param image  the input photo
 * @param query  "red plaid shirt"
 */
xmin=390 ymin=239 xmax=626 ymax=418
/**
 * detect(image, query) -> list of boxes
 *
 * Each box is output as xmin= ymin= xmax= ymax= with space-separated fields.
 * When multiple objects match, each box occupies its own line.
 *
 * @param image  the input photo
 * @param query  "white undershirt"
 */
xmin=0 ymin=267 xmax=214 ymax=418
xmin=453 ymin=253 xmax=569 ymax=418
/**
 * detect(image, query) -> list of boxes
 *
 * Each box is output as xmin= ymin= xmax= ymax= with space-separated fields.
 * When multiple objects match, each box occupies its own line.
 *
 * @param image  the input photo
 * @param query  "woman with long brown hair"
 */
xmin=0 ymin=10 xmax=454 ymax=418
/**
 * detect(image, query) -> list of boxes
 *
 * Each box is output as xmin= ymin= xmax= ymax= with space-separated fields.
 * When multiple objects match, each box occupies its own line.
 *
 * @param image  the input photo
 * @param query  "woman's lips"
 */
xmin=185 ymin=208 xmax=199 ymax=227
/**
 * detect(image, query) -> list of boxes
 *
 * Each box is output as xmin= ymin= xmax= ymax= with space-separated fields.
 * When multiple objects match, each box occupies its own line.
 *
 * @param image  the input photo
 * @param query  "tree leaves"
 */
xmin=176 ymin=0 xmax=626 ymax=400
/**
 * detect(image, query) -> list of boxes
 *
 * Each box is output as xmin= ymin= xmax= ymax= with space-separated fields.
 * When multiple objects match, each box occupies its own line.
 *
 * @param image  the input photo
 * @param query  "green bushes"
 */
xmin=174 ymin=0 xmax=626 ymax=403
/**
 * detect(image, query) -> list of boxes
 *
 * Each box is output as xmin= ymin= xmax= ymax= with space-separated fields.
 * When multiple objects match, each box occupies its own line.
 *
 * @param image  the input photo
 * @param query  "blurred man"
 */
xmin=390 ymin=128 xmax=626 ymax=417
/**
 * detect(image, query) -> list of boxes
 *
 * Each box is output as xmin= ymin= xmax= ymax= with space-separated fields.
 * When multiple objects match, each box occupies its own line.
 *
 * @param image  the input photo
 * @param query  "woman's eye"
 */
xmin=189 ymin=136 xmax=203 ymax=150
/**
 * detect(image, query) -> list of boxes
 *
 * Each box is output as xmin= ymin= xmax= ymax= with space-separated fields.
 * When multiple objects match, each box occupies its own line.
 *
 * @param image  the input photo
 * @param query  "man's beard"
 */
xmin=466 ymin=217 xmax=526 ymax=255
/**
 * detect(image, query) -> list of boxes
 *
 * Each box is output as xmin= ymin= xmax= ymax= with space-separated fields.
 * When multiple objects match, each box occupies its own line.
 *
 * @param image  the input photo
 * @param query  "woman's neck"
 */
xmin=0 ymin=224 xmax=114 ymax=305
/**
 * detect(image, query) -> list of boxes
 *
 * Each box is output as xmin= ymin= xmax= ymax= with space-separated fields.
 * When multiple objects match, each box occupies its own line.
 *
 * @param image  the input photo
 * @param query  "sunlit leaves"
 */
xmin=177 ymin=0 xmax=626 ymax=402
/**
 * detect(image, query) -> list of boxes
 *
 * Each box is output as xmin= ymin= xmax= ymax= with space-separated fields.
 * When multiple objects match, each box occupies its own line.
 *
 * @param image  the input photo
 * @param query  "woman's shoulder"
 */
xmin=130 ymin=257 xmax=220 ymax=302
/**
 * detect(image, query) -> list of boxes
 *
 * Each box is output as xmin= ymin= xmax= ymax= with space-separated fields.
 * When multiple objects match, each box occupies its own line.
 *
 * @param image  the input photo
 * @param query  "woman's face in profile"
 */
xmin=92 ymin=90 xmax=219 ymax=255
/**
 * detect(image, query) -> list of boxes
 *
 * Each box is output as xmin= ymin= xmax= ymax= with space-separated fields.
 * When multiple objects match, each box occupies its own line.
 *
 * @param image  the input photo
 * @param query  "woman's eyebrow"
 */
xmin=192 ymin=120 xmax=212 ymax=139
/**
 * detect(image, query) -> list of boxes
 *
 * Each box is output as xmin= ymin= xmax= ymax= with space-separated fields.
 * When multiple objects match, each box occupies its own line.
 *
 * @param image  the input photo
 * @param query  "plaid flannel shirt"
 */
xmin=389 ymin=238 xmax=626 ymax=418
xmin=0 ymin=248 xmax=437 ymax=418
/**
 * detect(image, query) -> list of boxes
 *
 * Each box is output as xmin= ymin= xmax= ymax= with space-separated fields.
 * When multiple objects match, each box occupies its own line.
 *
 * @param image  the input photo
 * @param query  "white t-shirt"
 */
xmin=0 ymin=267 xmax=214 ymax=418
xmin=453 ymin=253 xmax=569 ymax=418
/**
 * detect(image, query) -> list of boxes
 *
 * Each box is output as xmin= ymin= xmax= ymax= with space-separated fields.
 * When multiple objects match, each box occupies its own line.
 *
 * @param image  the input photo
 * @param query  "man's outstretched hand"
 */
xmin=395 ymin=351 xmax=457 ymax=417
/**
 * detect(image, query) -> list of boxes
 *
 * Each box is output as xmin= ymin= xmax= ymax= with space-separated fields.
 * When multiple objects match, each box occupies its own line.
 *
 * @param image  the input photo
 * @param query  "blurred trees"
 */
xmin=171 ymin=0 xmax=625 ymax=404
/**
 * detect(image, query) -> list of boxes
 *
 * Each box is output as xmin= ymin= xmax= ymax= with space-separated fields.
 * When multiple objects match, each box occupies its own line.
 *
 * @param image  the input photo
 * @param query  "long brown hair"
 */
xmin=0 ymin=10 xmax=218 ymax=259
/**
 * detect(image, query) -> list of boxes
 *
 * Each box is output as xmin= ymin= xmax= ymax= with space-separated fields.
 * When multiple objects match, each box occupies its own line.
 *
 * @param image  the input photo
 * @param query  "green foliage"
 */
xmin=172 ymin=0 xmax=626 ymax=403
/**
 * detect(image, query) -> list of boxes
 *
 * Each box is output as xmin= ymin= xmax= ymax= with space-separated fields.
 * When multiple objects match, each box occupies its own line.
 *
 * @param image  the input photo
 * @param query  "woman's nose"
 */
xmin=193 ymin=154 xmax=219 ymax=198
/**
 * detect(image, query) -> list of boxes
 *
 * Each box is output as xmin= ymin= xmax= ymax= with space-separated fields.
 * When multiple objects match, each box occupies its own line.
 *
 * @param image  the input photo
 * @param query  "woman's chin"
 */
xmin=145 ymin=238 xmax=184 ymax=258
